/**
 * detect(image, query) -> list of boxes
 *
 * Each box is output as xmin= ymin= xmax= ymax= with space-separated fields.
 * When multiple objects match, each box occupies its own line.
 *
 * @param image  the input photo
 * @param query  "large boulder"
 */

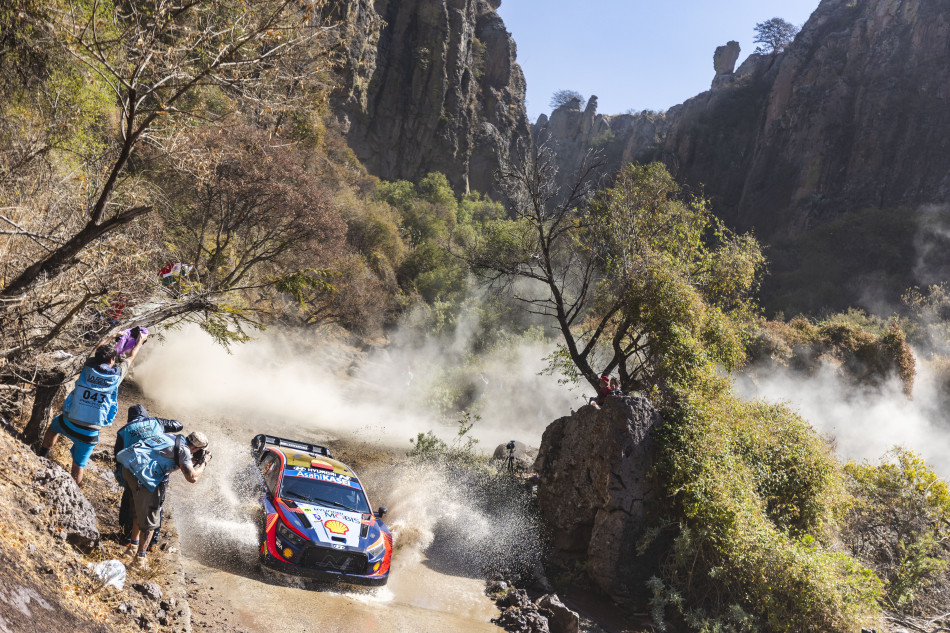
xmin=536 ymin=594 xmax=579 ymax=633
xmin=533 ymin=395 xmax=660 ymax=600
xmin=713 ymin=40 xmax=741 ymax=75
xmin=491 ymin=440 xmax=537 ymax=470
xmin=34 ymin=461 xmax=99 ymax=550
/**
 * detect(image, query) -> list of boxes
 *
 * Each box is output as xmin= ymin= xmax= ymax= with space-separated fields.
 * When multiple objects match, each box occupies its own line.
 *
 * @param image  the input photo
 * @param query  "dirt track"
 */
xmin=123 ymin=379 xmax=502 ymax=633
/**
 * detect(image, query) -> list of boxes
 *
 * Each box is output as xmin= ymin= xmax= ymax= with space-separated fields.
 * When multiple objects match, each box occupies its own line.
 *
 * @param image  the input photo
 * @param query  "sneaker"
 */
xmin=131 ymin=554 xmax=149 ymax=571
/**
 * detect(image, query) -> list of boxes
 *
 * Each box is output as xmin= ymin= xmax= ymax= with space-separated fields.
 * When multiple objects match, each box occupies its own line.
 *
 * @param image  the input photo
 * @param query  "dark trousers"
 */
xmin=119 ymin=483 xmax=165 ymax=546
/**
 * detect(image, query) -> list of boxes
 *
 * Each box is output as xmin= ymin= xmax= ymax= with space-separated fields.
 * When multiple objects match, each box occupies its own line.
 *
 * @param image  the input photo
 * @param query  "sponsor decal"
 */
xmin=285 ymin=469 xmax=360 ymax=488
xmin=331 ymin=544 xmax=346 ymax=550
xmin=299 ymin=505 xmax=361 ymax=525
xmin=324 ymin=520 xmax=349 ymax=535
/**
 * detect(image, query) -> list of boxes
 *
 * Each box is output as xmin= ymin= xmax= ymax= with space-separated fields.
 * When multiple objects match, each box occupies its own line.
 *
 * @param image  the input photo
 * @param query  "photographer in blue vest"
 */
xmin=38 ymin=334 xmax=147 ymax=484
xmin=114 ymin=405 xmax=183 ymax=550
xmin=117 ymin=429 xmax=210 ymax=570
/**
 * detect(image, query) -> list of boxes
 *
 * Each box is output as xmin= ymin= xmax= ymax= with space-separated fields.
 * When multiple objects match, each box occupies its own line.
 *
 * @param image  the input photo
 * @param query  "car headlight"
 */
xmin=277 ymin=521 xmax=307 ymax=547
xmin=366 ymin=535 xmax=386 ymax=559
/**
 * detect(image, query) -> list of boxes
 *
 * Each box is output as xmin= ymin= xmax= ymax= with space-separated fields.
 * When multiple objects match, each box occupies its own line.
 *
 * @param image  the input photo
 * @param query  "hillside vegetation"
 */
xmin=0 ymin=0 xmax=532 ymax=433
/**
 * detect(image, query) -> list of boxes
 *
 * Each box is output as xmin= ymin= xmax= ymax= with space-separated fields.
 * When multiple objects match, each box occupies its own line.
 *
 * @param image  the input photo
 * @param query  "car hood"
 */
xmin=280 ymin=500 xmax=368 ymax=548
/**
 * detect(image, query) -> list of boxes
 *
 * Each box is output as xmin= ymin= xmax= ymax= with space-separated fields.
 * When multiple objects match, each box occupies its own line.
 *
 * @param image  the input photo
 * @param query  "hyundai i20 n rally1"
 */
xmin=252 ymin=434 xmax=393 ymax=586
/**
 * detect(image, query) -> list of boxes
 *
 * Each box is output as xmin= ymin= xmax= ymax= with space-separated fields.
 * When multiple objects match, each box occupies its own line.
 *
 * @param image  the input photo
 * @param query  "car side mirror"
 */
xmin=375 ymin=507 xmax=387 ymax=518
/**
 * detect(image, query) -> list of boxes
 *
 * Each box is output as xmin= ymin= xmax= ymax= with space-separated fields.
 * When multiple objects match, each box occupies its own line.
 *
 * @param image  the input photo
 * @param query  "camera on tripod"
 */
xmin=505 ymin=440 xmax=516 ymax=473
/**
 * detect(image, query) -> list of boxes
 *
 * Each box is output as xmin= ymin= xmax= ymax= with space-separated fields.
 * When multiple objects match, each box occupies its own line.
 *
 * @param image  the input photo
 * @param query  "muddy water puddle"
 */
xmin=181 ymin=555 xmax=498 ymax=633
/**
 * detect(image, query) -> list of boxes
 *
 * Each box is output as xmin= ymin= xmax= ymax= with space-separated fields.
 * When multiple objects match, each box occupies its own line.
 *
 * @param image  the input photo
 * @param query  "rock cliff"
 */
xmin=327 ymin=0 xmax=530 ymax=199
xmin=533 ymin=0 xmax=950 ymax=313
xmin=533 ymin=395 xmax=661 ymax=602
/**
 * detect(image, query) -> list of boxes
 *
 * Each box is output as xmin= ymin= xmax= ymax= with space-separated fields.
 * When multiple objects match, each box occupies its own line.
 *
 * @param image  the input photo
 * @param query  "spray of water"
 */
xmin=142 ymin=324 xmax=552 ymax=596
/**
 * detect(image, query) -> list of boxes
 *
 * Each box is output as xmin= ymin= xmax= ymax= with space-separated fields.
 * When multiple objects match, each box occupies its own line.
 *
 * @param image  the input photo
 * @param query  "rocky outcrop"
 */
xmin=34 ymin=461 xmax=99 ymax=550
xmin=328 ymin=0 xmax=530 ymax=199
xmin=533 ymin=0 xmax=950 ymax=313
xmin=736 ymin=0 xmax=950 ymax=237
xmin=491 ymin=589 xmax=580 ymax=633
xmin=533 ymin=396 xmax=660 ymax=601
xmin=713 ymin=41 xmax=741 ymax=76
xmin=532 ymin=41 xmax=779 ymax=228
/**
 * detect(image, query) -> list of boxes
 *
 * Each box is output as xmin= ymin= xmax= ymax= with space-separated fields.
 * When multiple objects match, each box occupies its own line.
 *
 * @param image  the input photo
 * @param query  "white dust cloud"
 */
xmin=133 ymin=324 xmax=583 ymax=451
xmin=738 ymin=357 xmax=950 ymax=475
xmin=139 ymin=321 xmax=561 ymax=598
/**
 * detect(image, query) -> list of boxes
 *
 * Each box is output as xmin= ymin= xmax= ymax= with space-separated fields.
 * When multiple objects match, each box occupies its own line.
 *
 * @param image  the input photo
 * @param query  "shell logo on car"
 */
xmin=324 ymin=520 xmax=349 ymax=535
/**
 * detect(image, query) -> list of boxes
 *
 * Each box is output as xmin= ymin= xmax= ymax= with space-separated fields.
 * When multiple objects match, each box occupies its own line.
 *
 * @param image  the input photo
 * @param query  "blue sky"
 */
xmin=496 ymin=0 xmax=821 ymax=122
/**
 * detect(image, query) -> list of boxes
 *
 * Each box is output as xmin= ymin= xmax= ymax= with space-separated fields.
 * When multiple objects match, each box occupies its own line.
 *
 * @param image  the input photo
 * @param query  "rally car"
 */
xmin=251 ymin=434 xmax=393 ymax=586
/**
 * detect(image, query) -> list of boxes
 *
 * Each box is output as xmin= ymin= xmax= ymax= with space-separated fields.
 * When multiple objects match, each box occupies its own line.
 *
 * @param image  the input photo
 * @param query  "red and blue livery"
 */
xmin=252 ymin=434 xmax=393 ymax=586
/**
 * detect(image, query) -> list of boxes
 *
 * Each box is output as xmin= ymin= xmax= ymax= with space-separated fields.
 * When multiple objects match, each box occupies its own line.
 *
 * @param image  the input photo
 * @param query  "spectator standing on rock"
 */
xmin=114 ymin=404 xmax=183 ymax=550
xmin=117 ymin=430 xmax=209 ymax=570
xmin=592 ymin=375 xmax=612 ymax=406
xmin=38 ymin=333 xmax=147 ymax=484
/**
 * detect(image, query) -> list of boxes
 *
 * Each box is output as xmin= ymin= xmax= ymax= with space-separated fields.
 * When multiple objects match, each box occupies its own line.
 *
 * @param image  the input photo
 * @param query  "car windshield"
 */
xmin=280 ymin=476 xmax=371 ymax=514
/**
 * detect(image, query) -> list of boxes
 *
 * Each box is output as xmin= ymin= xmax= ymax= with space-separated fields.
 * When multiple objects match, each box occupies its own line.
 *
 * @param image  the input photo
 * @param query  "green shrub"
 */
xmin=843 ymin=450 xmax=950 ymax=610
xmin=652 ymin=390 xmax=883 ymax=633
xmin=407 ymin=411 xmax=481 ymax=467
xmin=746 ymin=312 xmax=915 ymax=394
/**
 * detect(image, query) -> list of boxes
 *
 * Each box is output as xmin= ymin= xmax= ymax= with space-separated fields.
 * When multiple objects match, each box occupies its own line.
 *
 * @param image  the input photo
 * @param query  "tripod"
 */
xmin=505 ymin=440 xmax=516 ymax=474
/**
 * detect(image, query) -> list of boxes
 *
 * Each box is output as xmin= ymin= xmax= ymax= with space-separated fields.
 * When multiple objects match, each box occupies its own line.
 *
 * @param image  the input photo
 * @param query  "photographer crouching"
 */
xmin=117 ymin=430 xmax=212 ymax=570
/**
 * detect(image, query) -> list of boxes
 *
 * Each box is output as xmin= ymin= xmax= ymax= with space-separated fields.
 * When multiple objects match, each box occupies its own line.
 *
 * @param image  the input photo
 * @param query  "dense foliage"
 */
xmin=471 ymin=152 xmax=913 ymax=631
xmin=652 ymin=389 xmax=883 ymax=633
xmin=843 ymin=450 xmax=950 ymax=611
xmin=747 ymin=310 xmax=916 ymax=394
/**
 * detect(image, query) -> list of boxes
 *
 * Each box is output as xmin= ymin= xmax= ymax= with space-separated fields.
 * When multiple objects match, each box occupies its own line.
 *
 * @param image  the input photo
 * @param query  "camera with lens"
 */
xmin=506 ymin=440 xmax=515 ymax=452
xmin=193 ymin=448 xmax=212 ymax=467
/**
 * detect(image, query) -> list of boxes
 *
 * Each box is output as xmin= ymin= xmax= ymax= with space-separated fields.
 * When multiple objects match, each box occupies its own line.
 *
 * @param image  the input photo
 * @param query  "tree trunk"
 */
xmin=0 ymin=205 xmax=150 ymax=298
xmin=22 ymin=369 xmax=68 ymax=447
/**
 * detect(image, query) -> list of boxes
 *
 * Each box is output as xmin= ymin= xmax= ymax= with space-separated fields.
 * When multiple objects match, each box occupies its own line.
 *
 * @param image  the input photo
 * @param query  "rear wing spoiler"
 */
xmin=251 ymin=434 xmax=332 ymax=458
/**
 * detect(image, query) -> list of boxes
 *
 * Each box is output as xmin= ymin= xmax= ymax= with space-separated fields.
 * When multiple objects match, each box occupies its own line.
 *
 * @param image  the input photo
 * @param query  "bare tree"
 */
xmin=0 ymin=0 xmax=335 ymax=439
xmin=167 ymin=124 xmax=345 ymax=296
xmin=1 ymin=0 xmax=331 ymax=298
xmin=469 ymin=144 xmax=606 ymax=390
